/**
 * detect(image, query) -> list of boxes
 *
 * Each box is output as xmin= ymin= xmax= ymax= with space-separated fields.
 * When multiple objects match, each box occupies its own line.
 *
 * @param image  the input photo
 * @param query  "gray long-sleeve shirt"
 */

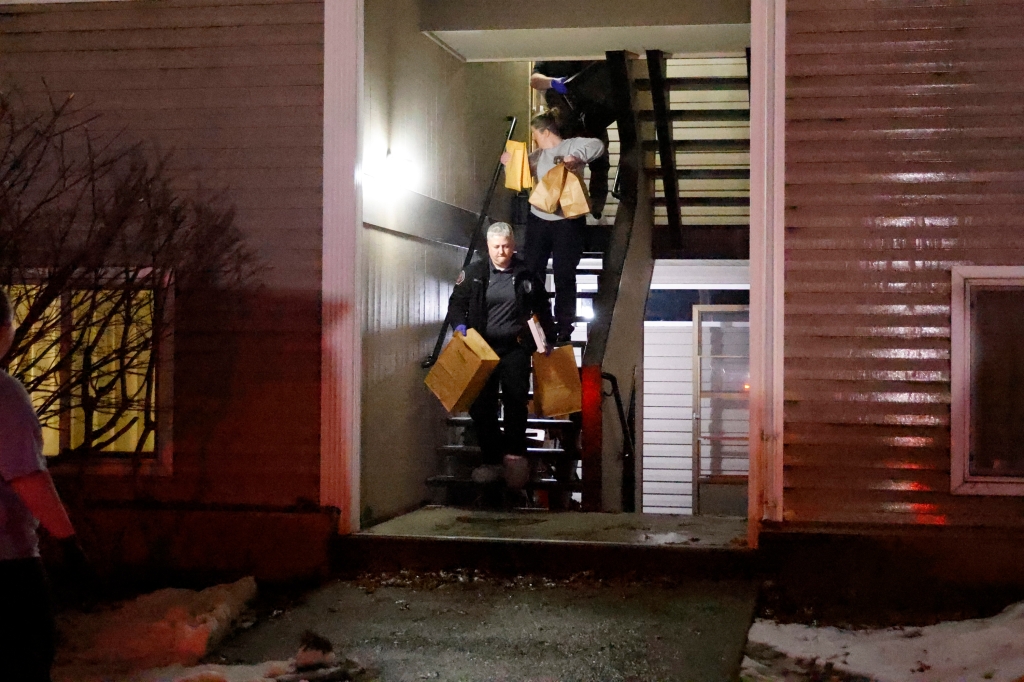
xmin=529 ymin=137 xmax=605 ymax=221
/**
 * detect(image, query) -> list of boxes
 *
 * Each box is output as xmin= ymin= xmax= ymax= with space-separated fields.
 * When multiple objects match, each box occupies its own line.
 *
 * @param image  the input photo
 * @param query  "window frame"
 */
xmin=14 ymin=271 xmax=175 ymax=477
xmin=950 ymin=265 xmax=1024 ymax=496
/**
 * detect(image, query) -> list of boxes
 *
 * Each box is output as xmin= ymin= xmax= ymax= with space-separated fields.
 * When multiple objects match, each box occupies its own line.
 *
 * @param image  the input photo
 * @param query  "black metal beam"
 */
xmin=645 ymin=49 xmax=683 ymax=250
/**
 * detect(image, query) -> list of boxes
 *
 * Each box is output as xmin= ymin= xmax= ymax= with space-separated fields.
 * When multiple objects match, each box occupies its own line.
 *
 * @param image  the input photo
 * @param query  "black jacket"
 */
xmin=448 ymin=255 xmax=555 ymax=349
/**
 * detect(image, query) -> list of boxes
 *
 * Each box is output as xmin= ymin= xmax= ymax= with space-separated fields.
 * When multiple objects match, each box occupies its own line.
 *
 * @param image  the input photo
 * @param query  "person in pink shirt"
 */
xmin=0 ymin=287 xmax=90 ymax=682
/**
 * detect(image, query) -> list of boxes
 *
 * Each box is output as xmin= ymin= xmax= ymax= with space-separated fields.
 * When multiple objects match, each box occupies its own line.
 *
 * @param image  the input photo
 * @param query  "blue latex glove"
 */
xmin=455 ymin=325 xmax=467 ymax=336
xmin=550 ymin=77 xmax=569 ymax=95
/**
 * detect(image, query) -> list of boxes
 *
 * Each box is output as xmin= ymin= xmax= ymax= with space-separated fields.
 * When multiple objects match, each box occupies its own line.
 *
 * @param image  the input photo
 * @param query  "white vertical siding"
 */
xmin=643 ymin=322 xmax=694 ymax=514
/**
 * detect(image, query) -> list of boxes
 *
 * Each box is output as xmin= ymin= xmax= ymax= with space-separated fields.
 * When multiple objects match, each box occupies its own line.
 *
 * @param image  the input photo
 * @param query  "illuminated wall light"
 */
xmin=384 ymin=149 xmax=421 ymax=191
xmin=362 ymin=147 xmax=421 ymax=192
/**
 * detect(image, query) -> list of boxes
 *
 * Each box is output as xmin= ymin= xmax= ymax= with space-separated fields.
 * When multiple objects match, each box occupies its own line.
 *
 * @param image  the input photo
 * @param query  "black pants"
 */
xmin=588 ymin=127 xmax=611 ymax=217
xmin=525 ymin=212 xmax=585 ymax=338
xmin=0 ymin=558 xmax=55 ymax=682
xmin=469 ymin=341 xmax=531 ymax=465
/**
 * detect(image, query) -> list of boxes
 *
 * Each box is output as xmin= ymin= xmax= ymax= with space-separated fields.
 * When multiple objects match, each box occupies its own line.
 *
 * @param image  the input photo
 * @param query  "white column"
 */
xmin=748 ymin=0 xmax=786 ymax=544
xmin=322 ymin=0 xmax=364 ymax=533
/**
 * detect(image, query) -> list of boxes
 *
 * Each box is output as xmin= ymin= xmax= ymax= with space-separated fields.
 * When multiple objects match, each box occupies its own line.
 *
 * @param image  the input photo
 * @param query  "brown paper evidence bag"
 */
xmin=528 ymin=163 xmax=591 ymax=220
xmin=425 ymin=331 xmax=583 ymax=418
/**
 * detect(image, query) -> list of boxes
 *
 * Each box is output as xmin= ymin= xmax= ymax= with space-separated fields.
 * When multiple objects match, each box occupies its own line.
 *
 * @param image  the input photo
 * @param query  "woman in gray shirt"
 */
xmin=514 ymin=111 xmax=604 ymax=345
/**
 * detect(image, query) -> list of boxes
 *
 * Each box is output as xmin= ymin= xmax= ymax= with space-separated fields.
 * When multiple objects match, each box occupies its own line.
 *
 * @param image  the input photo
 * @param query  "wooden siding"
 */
xmin=0 ymin=1 xmax=325 ymax=507
xmin=785 ymin=0 xmax=1024 ymax=526
xmin=360 ymin=227 xmax=464 ymax=523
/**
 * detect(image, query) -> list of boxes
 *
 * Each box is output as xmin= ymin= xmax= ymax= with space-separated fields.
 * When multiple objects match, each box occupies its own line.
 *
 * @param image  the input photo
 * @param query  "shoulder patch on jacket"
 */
xmin=455 ymin=270 xmax=466 ymax=285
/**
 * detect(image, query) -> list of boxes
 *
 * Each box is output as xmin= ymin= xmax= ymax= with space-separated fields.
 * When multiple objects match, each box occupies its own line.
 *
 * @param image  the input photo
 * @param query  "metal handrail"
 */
xmin=602 ymin=371 xmax=636 ymax=512
xmin=422 ymin=115 xmax=518 ymax=368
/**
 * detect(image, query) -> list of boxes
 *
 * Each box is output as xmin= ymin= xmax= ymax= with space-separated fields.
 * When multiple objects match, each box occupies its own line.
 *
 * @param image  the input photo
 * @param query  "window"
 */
xmin=951 ymin=265 xmax=1024 ymax=495
xmin=8 ymin=272 xmax=173 ymax=475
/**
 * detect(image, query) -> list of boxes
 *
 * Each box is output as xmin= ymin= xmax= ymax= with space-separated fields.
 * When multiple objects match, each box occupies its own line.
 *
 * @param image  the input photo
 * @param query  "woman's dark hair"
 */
xmin=530 ymin=109 xmax=562 ymax=137
xmin=0 ymin=288 xmax=11 ymax=331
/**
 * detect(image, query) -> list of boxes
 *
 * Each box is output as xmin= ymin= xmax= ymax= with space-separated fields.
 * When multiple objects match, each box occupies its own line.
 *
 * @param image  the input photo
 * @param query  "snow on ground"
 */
xmin=745 ymin=600 xmax=1024 ymax=682
xmin=116 ymin=660 xmax=291 ymax=682
xmin=53 ymin=577 xmax=258 ymax=682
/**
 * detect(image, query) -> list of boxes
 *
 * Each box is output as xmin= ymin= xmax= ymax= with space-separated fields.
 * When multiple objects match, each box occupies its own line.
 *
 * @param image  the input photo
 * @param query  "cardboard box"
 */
xmin=532 ymin=345 xmax=582 ymax=417
xmin=425 ymin=329 xmax=500 ymax=413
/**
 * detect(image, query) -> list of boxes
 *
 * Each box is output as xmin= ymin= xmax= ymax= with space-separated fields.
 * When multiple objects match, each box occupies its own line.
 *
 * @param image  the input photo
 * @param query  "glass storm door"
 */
xmin=692 ymin=306 xmax=750 ymax=516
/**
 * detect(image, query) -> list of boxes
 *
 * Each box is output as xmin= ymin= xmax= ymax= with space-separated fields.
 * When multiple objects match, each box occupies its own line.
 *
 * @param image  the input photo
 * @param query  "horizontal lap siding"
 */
xmin=785 ymin=0 xmax=1024 ymax=526
xmin=0 ymin=1 xmax=326 ymax=506
xmin=643 ymin=325 xmax=694 ymax=513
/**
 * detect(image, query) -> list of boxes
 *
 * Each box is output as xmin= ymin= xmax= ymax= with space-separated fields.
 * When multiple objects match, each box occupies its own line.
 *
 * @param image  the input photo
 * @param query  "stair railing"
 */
xmin=645 ymin=49 xmax=683 ymax=250
xmin=422 ymin=115 xmax=518 ymax=368
xmin=602 ymin=371 xmax=636 ymax=512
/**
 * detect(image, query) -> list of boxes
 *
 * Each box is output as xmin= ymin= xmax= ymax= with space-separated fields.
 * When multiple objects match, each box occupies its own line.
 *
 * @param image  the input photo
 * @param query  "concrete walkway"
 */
xmin=212 ymin=572 xmax=758 ymax=682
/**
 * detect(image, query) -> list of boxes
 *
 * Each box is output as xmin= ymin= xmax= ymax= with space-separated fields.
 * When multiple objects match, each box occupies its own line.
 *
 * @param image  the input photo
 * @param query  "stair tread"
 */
xmin=427 ymin=475 xmax=584 ymax=492
xmin=643 ymin=139 xmax=750 ymax=152
xmin=652 ymin=223 xmax=750 ymax=230
xmin=653 ymin=196 xmax=750 ymax=207
xmin=635 ymin=76 xmax=750 ymax=91
xmin=447 ymin=416 xmax=574 ymax=427
xmin=638 ymin=109 xmax=750 ymax=122
xmin=646 ymin=168 xmax=750 ymax=180
xmin=547 ymin=291 xmax=596 ymax=298
xmin=439 ymin=445 xmax=567 ymax=455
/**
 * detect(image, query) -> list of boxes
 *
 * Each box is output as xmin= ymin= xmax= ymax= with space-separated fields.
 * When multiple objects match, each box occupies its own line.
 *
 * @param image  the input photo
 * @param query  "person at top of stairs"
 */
xmin=510 ymin=111 xmax=604 ymax=346
xmin=447 ymin=222 xmax=555 ymax=485
xmin=531 ymin=60 xmax=612 ymax=220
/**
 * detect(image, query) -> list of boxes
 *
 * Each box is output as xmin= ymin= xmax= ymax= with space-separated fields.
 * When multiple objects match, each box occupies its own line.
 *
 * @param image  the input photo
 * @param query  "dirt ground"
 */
xmin=209 ymin=571 xmax=759 ymax=682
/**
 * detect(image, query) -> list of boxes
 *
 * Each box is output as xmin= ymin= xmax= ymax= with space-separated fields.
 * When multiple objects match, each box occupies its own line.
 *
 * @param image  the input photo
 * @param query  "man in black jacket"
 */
xmin=448 ymin=222 xmax=555 ymax=484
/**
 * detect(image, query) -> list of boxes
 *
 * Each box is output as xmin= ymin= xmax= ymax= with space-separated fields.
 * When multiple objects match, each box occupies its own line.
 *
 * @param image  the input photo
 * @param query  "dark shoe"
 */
xmin=591 ymin=210 xmax=602 ymax=220
xmin=554 ymin=332 xmax=573 ymax=346
xmin=471 ymin=464 xmax=503 ymax=484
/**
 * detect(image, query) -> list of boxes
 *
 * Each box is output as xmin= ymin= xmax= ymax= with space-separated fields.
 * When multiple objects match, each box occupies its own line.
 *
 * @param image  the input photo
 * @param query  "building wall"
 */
xmin=0 ymin=0 xmax=330 ymax=577
xmin=360 ymin=0 xmax=530 ymax=524
xmin=784 ymin=0 xmax=1024 ymax=526
xmin=419 ymin=0 xmax=750 ymax=31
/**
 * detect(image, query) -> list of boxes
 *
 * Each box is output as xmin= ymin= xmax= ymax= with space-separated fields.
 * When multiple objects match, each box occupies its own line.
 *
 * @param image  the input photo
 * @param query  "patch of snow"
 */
xmin=747 ymin=600 xmax=1024 ymax=682
xmin=54 ymin=577 xmax=258 ymax=681
xmin=131 ymin=660 xmax=292 ymax=682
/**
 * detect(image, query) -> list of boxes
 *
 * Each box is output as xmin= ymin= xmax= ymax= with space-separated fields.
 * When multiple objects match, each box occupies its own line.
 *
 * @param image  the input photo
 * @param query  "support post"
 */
xmin=748 ymin=0 xmax=787 ymax=547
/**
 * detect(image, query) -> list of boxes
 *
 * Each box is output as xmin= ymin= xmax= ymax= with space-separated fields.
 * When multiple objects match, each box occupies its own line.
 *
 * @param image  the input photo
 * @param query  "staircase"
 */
xmin=638 ymin=51 xmax=751 ymax=259
xmin=426 ymin=253 xmax=603 ymax=510
xmin=426 ymin=51 xmax=648 ymax=512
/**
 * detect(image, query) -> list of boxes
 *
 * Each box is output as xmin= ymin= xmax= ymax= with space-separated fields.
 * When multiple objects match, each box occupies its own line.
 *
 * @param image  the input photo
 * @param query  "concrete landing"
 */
xmin=335 ymin=508 xmax=754 ymax=581
xmin=362 ymin=507 xmax=748 ymax=548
